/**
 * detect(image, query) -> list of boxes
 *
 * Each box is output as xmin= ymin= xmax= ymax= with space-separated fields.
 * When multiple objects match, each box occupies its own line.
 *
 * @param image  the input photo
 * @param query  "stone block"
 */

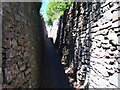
xmin=99 ymin=29 xmax=108 ymax=35
xmin=17 ymin=37 xmax=25 ymax=46
xmin=94 ymin=35 xmax=104 ymax=40
xmin=117 ymin=46 xmax=120 ymax=51
xmin=24 ymin=68 xmax=31 ymax=76
xmin=16 ymin=73 xmax=25 ymax=86
xmin=112 ymin=21 xmax=120 ymax=28
xmin=103 ymin=10 xmax=112 ymax=22
xmin=6 ymin=49 xmax=15 ymax=58
xmin=3 ymin=32 xmax=14 ymax=39
xmin=112 ymin=11 xmax=119 ymax=22
xmin=4 ymin=64 xmax=19 ymax=84
xmin=20 ymin=64 xmax=26 ymax=71
xmin=118 ymin=36 xmax=120 ymax=44
xmin=2 ymin=39 xmax=11 ymax=49
xmin=102 ymin=44 xmax=110 ymax=49
xmin=108 ymin=73 xmax=118 ymax=87
xmin=11 ymin=39 xmax=18 ymax=49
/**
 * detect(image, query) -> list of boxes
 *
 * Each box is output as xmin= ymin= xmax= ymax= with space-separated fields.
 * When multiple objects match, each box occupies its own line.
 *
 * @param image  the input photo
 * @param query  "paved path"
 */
xmin=40 ymin=38 xmax=71 ymax=88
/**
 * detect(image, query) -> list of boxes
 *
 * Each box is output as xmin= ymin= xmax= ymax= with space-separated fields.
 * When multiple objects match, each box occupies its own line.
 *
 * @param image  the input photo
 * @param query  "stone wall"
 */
xmin=55 ymin=1 xmax=120 ymax=88
xmin=49 ymin=16 xmax=61 ymax=43
xmin=2 ymin=2 xmax=45 ymax=88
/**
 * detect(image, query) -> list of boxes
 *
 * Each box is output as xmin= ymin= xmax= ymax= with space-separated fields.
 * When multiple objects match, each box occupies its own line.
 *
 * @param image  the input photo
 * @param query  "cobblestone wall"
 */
xmin=2 ymin=2 xmax=45 ymax=88
xmin=55 ymin=1 xmax=120 ymax=88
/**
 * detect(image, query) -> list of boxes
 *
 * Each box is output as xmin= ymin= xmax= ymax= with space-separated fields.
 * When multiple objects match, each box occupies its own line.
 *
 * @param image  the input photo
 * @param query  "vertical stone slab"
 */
xmin=0 ymin=1 xmax=2 ymax=89
xmin=118 ymin=2 xmax=120 ymax=88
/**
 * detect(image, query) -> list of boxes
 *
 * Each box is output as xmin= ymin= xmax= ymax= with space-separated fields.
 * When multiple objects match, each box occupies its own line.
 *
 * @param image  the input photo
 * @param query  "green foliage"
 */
xmin=39 ymin=13 xmax=44 ymax=20
xmin=46 ymin=2 xmax=72 ymax=26
xmin=46 ymin=18 xmax=53 ymax=26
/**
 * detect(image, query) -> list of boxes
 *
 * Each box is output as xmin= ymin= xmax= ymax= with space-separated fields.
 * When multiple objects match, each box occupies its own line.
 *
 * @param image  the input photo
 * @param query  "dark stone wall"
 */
xmin=2 ymin=2 xmax=45 ymax=88
xmin=55 ymin=2 xmax=120 ymax=88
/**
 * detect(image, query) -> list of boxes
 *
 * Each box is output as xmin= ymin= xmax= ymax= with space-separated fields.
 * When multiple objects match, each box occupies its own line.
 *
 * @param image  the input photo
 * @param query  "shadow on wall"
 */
xmin=2 ymin=2 xmax=45 ymax=88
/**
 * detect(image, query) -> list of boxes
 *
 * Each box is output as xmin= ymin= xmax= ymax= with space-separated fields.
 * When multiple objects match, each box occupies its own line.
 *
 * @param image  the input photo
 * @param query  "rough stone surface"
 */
xmin=49 ymin=16 xmax=61 ymax=43
xmin=54 ymin=1 xmax=120 ymax=89
xmin=2 ymin=2 xmax=45 ymax=88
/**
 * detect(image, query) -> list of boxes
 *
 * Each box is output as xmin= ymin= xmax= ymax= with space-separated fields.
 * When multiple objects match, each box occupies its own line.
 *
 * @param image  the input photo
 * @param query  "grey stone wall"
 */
xmin=2 ymin=2 xmax=45 ymax=88
xmin=0 ymin=2 xmax=2 ymax=89
xmin=55 ymin=1 xmax=120 ymax=88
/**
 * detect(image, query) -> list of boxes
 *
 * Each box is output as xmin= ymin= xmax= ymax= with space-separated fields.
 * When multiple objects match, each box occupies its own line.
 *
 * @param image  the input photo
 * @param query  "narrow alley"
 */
xmin=40 ymin=38 xmax=71 ymax=88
